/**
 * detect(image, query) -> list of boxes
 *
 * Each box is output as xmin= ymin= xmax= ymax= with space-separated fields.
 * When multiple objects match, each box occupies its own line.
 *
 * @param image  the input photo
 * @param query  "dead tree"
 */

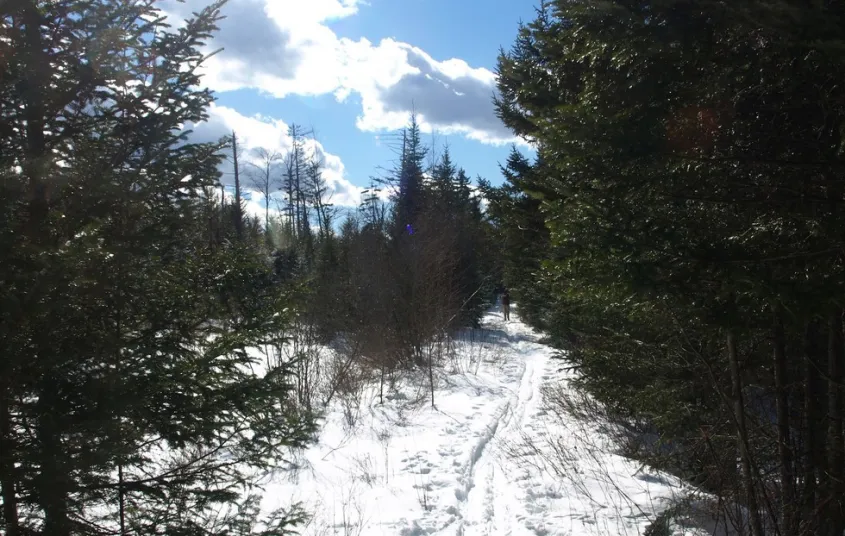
xmin=247 ymin=147 xmax=282 ymax=231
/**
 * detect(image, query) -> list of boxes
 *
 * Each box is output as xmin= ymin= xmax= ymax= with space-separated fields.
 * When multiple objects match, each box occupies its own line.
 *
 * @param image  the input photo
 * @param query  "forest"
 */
xmin=3 ymin=0 xmax=845 ymax=535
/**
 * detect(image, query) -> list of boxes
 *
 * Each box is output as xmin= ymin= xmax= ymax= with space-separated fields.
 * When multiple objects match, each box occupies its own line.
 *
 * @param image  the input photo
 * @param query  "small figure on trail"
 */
xmin=502 ymin=289 xmax=511 ymax=321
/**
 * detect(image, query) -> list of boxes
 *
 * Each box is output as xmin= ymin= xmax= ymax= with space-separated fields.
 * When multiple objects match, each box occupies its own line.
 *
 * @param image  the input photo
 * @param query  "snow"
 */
xmin=259 ymin=307 xmax=714 ymax=535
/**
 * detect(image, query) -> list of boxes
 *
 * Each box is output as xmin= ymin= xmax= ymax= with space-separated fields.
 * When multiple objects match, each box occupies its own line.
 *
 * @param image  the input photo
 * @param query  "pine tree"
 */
xmin=393 ymin=113 xmax=427 ymax=239
xmin=0 ymin=1 xmax=314 ymax=534
xmin=481 ymin=147 xmax=552 ymax=330
xmin=430 ymin=145 xmax=458 ymax=211
xmin=495 ymin=1 xmax=845 ymax=534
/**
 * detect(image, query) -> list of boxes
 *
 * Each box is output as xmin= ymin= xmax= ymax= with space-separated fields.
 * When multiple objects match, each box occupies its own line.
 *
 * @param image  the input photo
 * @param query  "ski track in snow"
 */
xmin=259 ymin=309 xmax=707 ymax=536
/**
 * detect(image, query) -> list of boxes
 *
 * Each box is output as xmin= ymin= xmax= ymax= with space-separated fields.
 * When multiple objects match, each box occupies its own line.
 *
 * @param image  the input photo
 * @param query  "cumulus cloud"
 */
xmin=357 ymin=43 xmax=513 ymax=144
xmin=187 ymin=104 xmax=365 ymax=207
xmin=159 ymin=0 xmax=301 ymax=87
xmin=162 ymin=0 xmax=520 ymax=145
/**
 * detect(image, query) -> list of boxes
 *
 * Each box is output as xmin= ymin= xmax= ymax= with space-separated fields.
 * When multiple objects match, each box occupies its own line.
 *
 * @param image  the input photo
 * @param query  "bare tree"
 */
xmin=281 ymin=124 xmax=313 ymax=238
xmin=282 ymin=154 xmax=296 ymax=231
xmin=232 ymin=131 xmax=244 ymax=239
xmin=221 ymin=130 xmax=245 ymax=240
xmin=304 ymin=154 xmax=337 ymax=239
xmin=359 ymin=180 xmax=387 ymax=230
xmin=247 ymin=147 xmax=282 ymax=231
xmin=426 ymin=129 xmax=443 ymax=175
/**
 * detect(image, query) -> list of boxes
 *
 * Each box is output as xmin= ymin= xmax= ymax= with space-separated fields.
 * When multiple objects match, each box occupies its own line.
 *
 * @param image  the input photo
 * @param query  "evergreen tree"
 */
xmin=0 ymin=1 xmax=314 ymax=534
xmin=430 ymin=145 xmax=459 ymax=211
xmin=481 ymin=147 xmax=552 ymax=330
xmin=495 ymin=1 xmax=845 ymax=534
xmin=393 ymin=113 xmax=427 ymax=239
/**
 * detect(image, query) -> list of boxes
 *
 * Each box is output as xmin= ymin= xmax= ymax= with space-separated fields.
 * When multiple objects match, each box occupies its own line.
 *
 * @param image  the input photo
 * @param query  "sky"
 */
xmin=162 ymin=0 xmax=539 ymax=212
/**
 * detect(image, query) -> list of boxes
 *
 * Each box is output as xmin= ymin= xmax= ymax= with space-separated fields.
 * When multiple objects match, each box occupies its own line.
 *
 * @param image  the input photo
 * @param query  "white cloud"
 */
xmin=162 ymin=0 xmax=521 ymax=145
xmin=188 ymin=104 xmax=365 ymax=207
xmin=351 ymin=41 xmax=514 ymax=144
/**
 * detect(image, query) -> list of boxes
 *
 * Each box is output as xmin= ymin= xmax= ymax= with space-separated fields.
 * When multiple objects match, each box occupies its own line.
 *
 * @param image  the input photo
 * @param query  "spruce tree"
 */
xmin=495 ymin=1 xmax=845 ymax=533
xmin=393 ymin=114 xmax=427 ymax=239
xmin=481 ymin=147 xmax=552 ymax=330
xmin=0 ymin=1 xmax=314 ymax=534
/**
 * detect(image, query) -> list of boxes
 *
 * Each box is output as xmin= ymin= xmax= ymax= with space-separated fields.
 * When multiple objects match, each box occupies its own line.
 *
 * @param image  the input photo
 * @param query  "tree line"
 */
xmin=234 ymin=113 xmax=499 ymax=409
xmin=0 ymin=0 xmax=499 ymax=533
xmin=487 ymin=1 xmax=845 ymax=534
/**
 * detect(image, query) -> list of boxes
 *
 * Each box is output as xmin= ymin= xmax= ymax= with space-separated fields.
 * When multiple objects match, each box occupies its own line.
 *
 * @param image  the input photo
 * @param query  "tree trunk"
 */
xmin=21 ymin=0 xmax=47 ymax=208
xmin=429 ymin=341 xmax=436 ymax=409
xmin=218 ymin=184 xmax=225 ymax=243
xmin=827 ymin=311 xmax=844 ymax=536
xmin=118 ymin=464 xmax=126 ymax=536
xmin=290 ymin=125 xmax=302 ymax=236
xmin=727 ymin=330 xmax=764 ymax=536
xmin=286 ymin=165 xmax=295 ymax=234
xmin=36 ymin=377 xmax=71 ymax=536
xmin=22 ymin=3 xmax=70 ymax=532
xmin=802 ymin=320 xmax=823 ymax=533
xmin=232 ymin=130 xmax=243 ymax=240
xmin=773 ymin=306 xmax=796 ymax=535
xmin=0 ymin=385 xmax=19 ymax=536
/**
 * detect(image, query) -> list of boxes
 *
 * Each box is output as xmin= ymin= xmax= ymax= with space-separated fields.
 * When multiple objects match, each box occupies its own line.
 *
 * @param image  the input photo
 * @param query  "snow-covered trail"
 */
xmin=457 ymin=315 xmax=552 ymax=536
xmin=260 ymin=308 xmax=700 ymax=536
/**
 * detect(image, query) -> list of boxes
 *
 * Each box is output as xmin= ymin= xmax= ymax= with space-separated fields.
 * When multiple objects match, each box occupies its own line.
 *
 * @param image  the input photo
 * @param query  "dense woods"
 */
xmin=489 ymin=1 xmax=845 ymax=534
xmin=5 ymin=0 xmax=845 ymax=534
xmin=0 ymin=1 xmax=497 ymax=533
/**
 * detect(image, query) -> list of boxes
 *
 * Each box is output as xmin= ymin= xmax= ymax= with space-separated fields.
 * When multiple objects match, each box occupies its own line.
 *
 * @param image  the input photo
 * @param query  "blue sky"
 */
xmin=168 ymin=0 xmax=538 ymax=210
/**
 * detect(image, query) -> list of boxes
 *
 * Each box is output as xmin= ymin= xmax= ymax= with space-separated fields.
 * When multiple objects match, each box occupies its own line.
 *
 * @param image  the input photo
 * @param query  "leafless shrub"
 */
xmin=323 ymin=341 xmax=365 ymax=408
xmin=413 ymin=472 xmax=434 ymax=512
xmin=336 ymin=482 xmax=368 ymax=536
xmin=351 ymin=453 xmax=379 ymax=487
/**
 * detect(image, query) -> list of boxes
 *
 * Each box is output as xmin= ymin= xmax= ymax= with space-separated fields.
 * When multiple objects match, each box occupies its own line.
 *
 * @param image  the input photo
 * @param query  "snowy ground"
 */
xmin=259 ymin=307 xmax=712 ymax=536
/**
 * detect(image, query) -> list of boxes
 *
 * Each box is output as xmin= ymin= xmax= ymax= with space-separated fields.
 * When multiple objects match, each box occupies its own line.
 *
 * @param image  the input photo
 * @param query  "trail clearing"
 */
xmin=260 ymin=308 xmax=710 ymax=535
